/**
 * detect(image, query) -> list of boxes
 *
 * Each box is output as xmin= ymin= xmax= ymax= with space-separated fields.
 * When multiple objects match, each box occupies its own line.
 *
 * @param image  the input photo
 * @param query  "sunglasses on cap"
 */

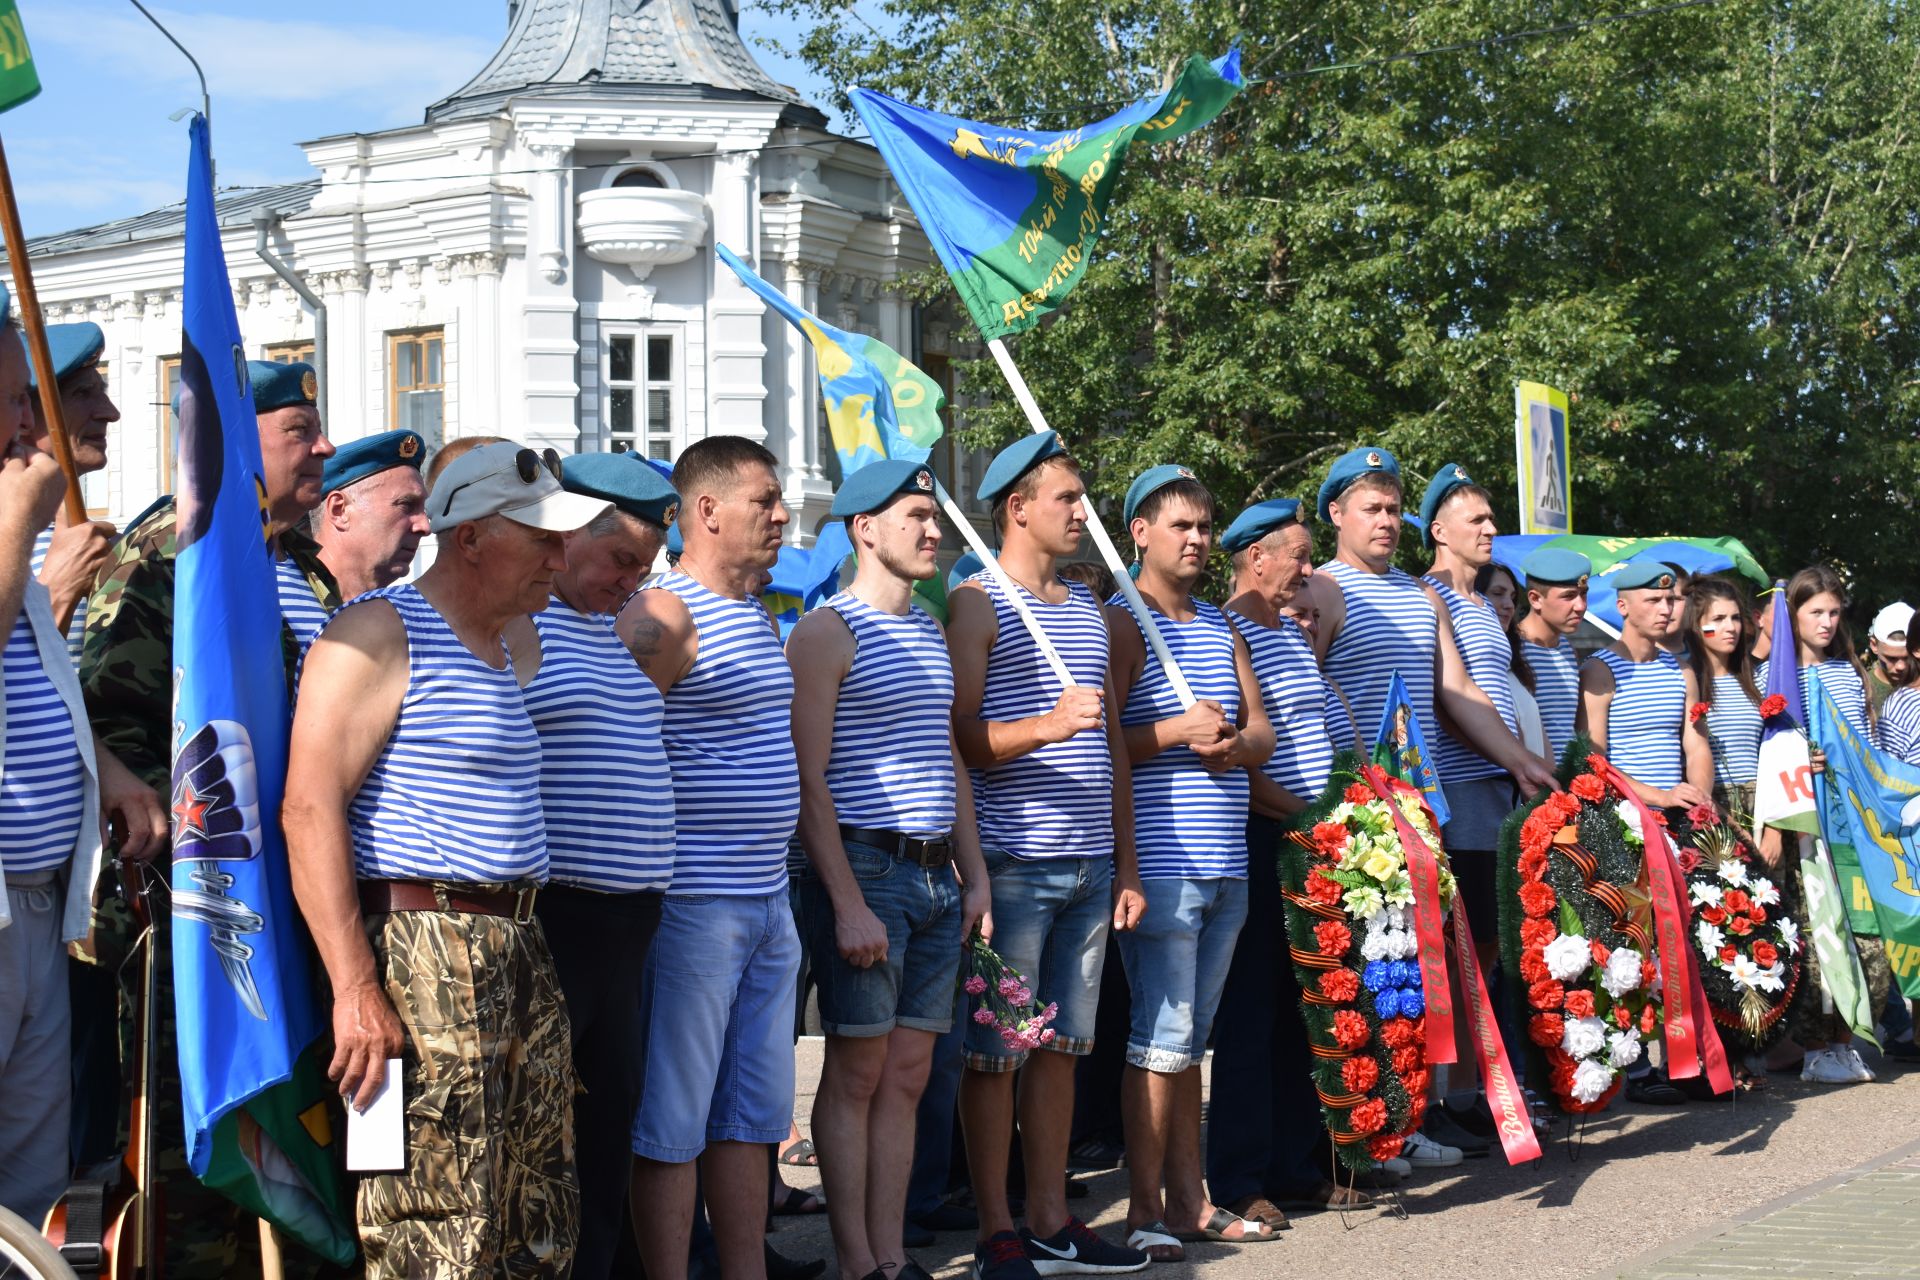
xmin=438 ymin=447 xmax=564 ymax=520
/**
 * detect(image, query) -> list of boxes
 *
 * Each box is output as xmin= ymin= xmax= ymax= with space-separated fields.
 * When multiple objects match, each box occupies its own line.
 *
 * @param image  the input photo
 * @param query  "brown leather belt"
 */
xmin=839 ymin=825 xmax=953 ymax=869
xmin=359 ymin=879 xmax=539 ymax=925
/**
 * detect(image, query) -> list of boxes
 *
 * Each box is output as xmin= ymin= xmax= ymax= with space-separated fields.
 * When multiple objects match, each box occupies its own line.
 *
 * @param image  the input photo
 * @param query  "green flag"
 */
xmin=0 ymin=0 xmax=39 ymax=113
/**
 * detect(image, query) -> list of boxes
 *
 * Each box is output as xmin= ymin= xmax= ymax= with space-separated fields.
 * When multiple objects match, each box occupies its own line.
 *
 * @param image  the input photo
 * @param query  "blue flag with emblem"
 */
xmin=169 ymin=114 xmax=356 ymax=1264
xmin=1371 ymin=671 xmax=1450 ymax=826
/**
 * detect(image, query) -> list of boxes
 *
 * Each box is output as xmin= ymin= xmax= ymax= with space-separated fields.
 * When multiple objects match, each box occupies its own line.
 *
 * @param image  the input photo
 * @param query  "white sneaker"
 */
xmin=1383 ymin=1155 xmax=1412 ymax=1179
xmin=1842 ymin=1045 xmax=1876 ymax=1081
xmin=1801 ymin=1048 xmax=1859 ymax=1084
xmin=1402 ymin=1130 xmax=1462 ymax=1168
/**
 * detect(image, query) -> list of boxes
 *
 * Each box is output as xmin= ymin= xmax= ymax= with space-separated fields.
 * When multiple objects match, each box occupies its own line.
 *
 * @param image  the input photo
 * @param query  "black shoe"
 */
xmin=1020 ymin=1219 xmax=1150 ymax=1275
xmin=900 ymin=1263 xmax=937 ymax=1280
xmin=903 ymin=1219 xmax=936 ymax=1249
xmin=974 ymin=1231 xmax=1042 ymax=1280
xmin=1065 ymin=1176 xmax=1090 ymax=1201
xmin=914 ymin=1201 xmax=979 ymax=1232
xmin=767 ymin=1242 xmax=827 ymax=1280
xmin=1066 ymin=1138 xmax=1125 ymax=1171
xmin=1421 ymin=1107 xmax=1491 ymax=1157
xmin=1443 ymin=1099 xmax=1497 ymax=1138
xmin=1884 ymin=1038 xmax=1920 ymax=1064
xmin=1625 ymin=1068 xmax=1687 ymax=1105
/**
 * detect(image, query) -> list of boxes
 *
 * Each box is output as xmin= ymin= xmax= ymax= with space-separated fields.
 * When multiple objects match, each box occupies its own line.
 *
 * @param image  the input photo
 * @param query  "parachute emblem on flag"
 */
xmin=170 ymin=720 xmax=269 ymax=1018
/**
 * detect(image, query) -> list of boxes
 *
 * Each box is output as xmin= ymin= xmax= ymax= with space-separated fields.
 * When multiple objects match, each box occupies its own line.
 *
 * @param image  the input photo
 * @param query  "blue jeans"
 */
xmin=906 ymin=987 xmax=968 ymax=1219
xmin=963 ymin=849 xmax=1112 ymax=1071
xmin=1117 ymin=876 xmax=1249 ymax=1073
xmin=800 ymin=841 xmax=963 ymax=1036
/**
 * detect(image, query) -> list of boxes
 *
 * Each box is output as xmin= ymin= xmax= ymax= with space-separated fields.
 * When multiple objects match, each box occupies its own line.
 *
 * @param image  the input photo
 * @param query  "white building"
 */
xmin=15 ymin=0 xmax=986 ymax=543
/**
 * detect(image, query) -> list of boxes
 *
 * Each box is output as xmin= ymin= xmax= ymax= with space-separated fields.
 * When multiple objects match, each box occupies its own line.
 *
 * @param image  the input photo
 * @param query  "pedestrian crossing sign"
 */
xmin=1514 ymin=381 xmax=1572 ymax=535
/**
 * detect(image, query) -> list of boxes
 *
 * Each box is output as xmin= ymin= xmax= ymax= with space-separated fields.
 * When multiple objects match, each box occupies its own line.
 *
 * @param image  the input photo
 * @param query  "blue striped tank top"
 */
xmin=1804 ymin=659 xmax=1872 ymax=743
xmin=1321 ymin=561 xmax=1439 ymax=772
xmin=1229 ymin=608 xmax=1334 ymax=800
xmin=276 ymin=555 xmax=332 ymax=650
xmin=525 ymin=599 xmax=673 ymax=893
xmin=332 ymin=585 xmax=547 ymax=883
xmin=1423 ymin=577 xmax=1520 ymax=782
xmin=646 ymin=571 xmax=798 ymax=895
xmin=823 ymin=592 xmax=957 ymax=836
xmin=1524 ymin=636 xmax=1581 ymax=761
xmin=30 ymin=526 xmax=86 ymax=665
xmin=1881 ymin=687 xmax=1920 ymax=765
xmin=1702 ymin=673 xmax=1762 ymax=787
xmin=966 ymin=572 xmax=1113 ymax=862
xmin=1591 ymin=648 xmax=1686 ymax=789
xmin=1113 ymin=597 xmax=1250 ymax=879
xmin=0 ymin=610 xmax=85 ymax=874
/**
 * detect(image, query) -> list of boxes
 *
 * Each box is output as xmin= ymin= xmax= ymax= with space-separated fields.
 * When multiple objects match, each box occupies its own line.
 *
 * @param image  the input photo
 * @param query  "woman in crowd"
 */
xmin=1682 ymin=577 xmax=1765 ymax=830
xmin=1475 ymin=562 xmax=1546 ymax=757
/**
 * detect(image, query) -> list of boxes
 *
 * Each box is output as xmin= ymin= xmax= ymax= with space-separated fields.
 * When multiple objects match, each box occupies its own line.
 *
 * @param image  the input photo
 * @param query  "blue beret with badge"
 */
xmin=832 ymin=458 xmax=938 ymax=518
xmin=321 ymin=429 xmax=425 ymax=497
xmin=562 ymin=452 xmax=680 ymax=527
xmin=1519 ymin=547 xmax=1591 ymax=588
xmin=1316 ymin=446 xmax=1401 ymax=521
xmin=1123 ymin=463 xmax=1202 ymax=525
xmin=1418 ymin=462 xmax=1478 ymax=549
xmin=27 ymin=322 xmax=106 ymax=389
xmin=1219 ymin=498 xmax=1304 ymax=554
xmin=1612 ymin=558 xmax=1678 ymax=592
xmin=978 ymin=431 xmax=1070 ymax=505
xmin=249 ymin=360 xmax=319 ymax=414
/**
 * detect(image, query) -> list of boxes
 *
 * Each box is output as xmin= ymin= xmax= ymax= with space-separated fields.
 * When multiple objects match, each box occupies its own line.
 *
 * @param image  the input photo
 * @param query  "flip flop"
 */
xmin=777 ymin=1137 xmax=819 ymax=1167
xmin=772 ymin=1186 xmax=826 ymax=1216
xmin=1223 ymin=1195 xmax=1291 ymax=1232
xmin=1171 ymin=1208 xmax=1277 ymax=1243
xmin=1126 ymin=1221 xmax=1183 ymax=1263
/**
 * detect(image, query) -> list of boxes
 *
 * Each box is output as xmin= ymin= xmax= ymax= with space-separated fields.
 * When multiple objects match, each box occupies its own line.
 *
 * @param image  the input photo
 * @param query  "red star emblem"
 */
xmin=173 ymin=779 xmax=213 ymax=838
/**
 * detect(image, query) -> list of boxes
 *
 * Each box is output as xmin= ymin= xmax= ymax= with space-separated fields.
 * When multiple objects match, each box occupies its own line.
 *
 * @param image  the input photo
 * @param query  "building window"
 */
xmin=265 ymin=341 xmax=314 ymax=365
xmin=388 ymin=330 xmax=444 ymax=447
xmin=604 ymin=330 xmax=676 ymax=460
xmin=158 ymin=356 xmax=180 ymax=492
xmin=613 ymin=166 xmax=668 ymax=189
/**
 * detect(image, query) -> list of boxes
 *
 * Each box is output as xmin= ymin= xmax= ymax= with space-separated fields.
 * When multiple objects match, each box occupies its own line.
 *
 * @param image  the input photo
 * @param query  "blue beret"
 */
xmin=322 ymin=429 xmax=425 ymax=496
xmin=28 ymin=322 xmax=105 ymax=389
xmin=665 ymin=522 xmax=683 ymax=557
xmin=1418 ymin=462 xmax=1478 ymax=548
xmin=832 ymin=458 xmax=937 ymax=518
xmin=1123 ymin=464 xmax=1201 ymax=525
xmin=1519 ymin=547 xmax=1591 ymax=587
xmin=948 ymin=549 xmax=985 ymax=593
xmin=1612 ymin=558 xmax=1679 ymax=592
xmin=1316 ymin=446 xmax=1401 ymax=521
xmin=978 ymin=431 xmax=1069 ymax=505
xmin=249 ymin=360 xmax=319 ymax=414
xmin=563 ymin=452 xmax=681 ymax=527
xmin=1220 ymin=498 xmax=1304 ymax=554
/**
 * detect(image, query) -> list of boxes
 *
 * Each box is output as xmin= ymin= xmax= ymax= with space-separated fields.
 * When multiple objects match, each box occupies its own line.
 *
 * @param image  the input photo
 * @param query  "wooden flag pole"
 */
xmin=0 ymin=132 xmax=86 ymax=523
xmin=985 ymin=337 xmax=1197 ymax=708
xmin=932 ymin=477 xmax=1078 ymax=689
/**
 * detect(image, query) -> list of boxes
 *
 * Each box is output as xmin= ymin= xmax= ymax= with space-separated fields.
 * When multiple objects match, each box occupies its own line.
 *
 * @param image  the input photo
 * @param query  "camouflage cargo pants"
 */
xmin=359 ymin=902 xmax=579 ymax=1280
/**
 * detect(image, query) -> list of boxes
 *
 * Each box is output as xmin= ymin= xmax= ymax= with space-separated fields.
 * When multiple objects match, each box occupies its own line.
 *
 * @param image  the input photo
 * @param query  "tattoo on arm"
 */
xmin=626 ymin=617 xmax=666 ymax=665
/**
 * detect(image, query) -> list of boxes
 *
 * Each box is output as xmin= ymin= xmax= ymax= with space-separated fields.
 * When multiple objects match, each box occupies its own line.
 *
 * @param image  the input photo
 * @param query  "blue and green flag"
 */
xmin=170 ymin=114 xmax=356 ymax=1265
xmin=1372 ymin=672 xmax=1450 ymax=826
xmin=0 ymin=0 xmax=39 ymax=113
xmin=850 ymin=52 xmax=1243 ymax=339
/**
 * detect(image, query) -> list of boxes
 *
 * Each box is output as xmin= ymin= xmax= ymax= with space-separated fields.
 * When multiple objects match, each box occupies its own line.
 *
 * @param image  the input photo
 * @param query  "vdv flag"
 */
xmin=1810 ymin=678 xmax=1920 ymax=997
xmin=0 ymin=0 xmax=40 ymax=113
xmin=1755 ymin=585 xmax=1819 ymax=835
xmin=850 ymin=52 xmax=1244 ymax=340
xmin=170 ymin=115 xmax=355 ymax=1264
xmin=1372 ymin=672 xmax=1450 ymax=826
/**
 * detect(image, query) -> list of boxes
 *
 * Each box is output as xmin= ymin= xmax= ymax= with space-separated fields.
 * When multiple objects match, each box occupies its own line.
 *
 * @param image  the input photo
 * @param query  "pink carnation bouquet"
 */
xmin=959 ymin=927 xmax=1058 ymax=1052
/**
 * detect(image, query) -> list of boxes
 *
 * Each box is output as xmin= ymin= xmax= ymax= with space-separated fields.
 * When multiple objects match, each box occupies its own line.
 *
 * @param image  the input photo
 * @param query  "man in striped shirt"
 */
xmin=788 ymin=459 xmax=991 ymax=1280
xmin=1515 ymin=547 xmax=1591 ymax=761
xmin=309 ymin=429 xmax=430 ymax=603
xmin=618 ymin=436 xmax=803 ymax=1280
xmin=25 ymin=322 xmax=117 ymax=644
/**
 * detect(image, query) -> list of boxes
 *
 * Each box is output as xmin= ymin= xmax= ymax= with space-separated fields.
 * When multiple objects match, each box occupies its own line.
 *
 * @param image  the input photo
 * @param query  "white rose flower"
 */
xmin=1615 ymin=801 xmax=1646 ymax=847
xmin=1749 ymin=877 xmax=1781 ymax=907
xmin=1718 ymin=859 xmax=1749 ymax=886
xmin=1779 ymin=918 xmax=1802 ymax=955
xmin=1571 ymin=1059 xmax=1616 ymax=1103
xmin=1607 ymin=1029 xmax=1643 ymax=1068
xmin=1543 ymin=933 xmax=1593 ymax=983
xmin=1696 ymin=921 xmax=1726 ymax=956
xmin=1690 ymin=881 xmax=1724 ymax=908
xmin=1602 ymin=948 xmax=1644 ymax=998
xmin=1561 ymin=1015 xmax=1608 ymax=1059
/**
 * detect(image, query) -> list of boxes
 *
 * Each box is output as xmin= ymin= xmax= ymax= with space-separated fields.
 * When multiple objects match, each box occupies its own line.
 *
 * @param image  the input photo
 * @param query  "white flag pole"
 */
xmin=931 ymin=478 xmax=1078 ymax=690
xmin=984 ymin=337 xmax=1197 ymax=708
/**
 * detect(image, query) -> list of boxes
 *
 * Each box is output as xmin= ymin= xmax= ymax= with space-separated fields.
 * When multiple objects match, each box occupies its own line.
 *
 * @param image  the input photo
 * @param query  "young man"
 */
xmin=1105 ymin=467 xmax=1274 ymax=1259
xmin=1866 ymin=603 xmax=1915 ymax=714
xmin=285 ymin=441 xmax=607 ymax=1277
xmin=26 ymin=322 xmax=117 ymax=646
xmin=1515 ymin=547 xmax=1592 ymax=761
xmin=947 ymin=431 xmax=1148 ymax=1280
xmin=619 ymin=436 xmax=802 ymax=1280
xmin=309 ymin=429 xmax=430 ymax=602
xmin=789 ymin=459 xmax=991 ymax=1280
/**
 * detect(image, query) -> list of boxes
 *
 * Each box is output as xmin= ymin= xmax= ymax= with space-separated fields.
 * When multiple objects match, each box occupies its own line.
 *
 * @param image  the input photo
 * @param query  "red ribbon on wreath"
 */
xmin=1589 ymin=757 xmax=1735 ymax=1095
xmin=1359 ymin=763 xmax=1457 ymax=1066
xmin=1447 ymin=893 xmax=1542 ymax=1164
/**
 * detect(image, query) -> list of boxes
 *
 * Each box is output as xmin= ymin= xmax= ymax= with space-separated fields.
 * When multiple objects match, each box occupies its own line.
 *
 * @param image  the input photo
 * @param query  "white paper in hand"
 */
xmin=345 ymin=1058 xmax=406 ymax=1172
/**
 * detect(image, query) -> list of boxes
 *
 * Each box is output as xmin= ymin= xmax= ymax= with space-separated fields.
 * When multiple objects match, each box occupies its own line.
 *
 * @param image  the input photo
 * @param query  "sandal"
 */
xmin=1171 ymin=1208 xmax=1277 ymax=1243
xmin=1272 ymin=1180 xmax=1376 ymax=1212
xmin=777 ymin=1137 xmax=819 ymax=1167
xmin=1223 ymin=1195 xmax=1291 ymax=1232
xmin=772 ymin=1186 xmax=826 ymax=1216
xmin=1734 ymin=1066 xmax=1770 ymax=1093
xmin=1126 ymin=1221 xmax=1183 ymax=1263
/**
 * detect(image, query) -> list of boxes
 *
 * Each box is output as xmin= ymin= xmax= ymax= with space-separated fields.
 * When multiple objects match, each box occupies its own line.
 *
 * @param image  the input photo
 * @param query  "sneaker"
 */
xmin=1421 ymin=1107 xmax=1491 ymax=1157
xmin=975 ymin=1232 xmax=1041 ymax=1280
xmin=1884 ymin=1037 xmax=1920 ymax=1064
xmin=1841 ymin=1045 xmax=1876 ymax=1082
xmin=1401 ymin=1130 xmax=1462 ymax=1168
xmin=1800 ymin=1048 xmax=1859 ymax=1085
xmin=1020 ymin=1218 xmax=1150 ymax=1276
xmin=1382 ymin=1155 xmax=1413 ymax=1179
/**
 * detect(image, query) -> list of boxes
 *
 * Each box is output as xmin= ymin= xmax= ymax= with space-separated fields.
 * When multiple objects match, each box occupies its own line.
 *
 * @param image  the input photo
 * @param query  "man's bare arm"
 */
xmin=615 ymin=587 xmax=698 ymax=695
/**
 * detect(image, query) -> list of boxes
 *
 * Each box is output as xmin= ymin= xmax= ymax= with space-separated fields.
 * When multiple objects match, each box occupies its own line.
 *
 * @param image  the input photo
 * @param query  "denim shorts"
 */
xmin=800 ymin=841 xmax=963 ymax=1037
xmin=630 ymin=891 xmax=801 ymax=1162
xmin=1116 ymin=876 xmax=1250 ymax=1073
xmin=963 ymin=848 xmax=1112 ymax=1072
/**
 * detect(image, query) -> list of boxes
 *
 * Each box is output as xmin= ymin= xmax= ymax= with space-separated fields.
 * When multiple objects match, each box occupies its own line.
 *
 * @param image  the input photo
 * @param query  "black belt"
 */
xmin=839 ymin=825 xmax=953 ymax=869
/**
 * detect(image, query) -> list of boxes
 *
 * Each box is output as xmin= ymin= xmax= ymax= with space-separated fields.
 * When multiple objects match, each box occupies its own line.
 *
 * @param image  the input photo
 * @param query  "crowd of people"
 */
xmin=2 ymin=294 xmax=1918 ymax=1280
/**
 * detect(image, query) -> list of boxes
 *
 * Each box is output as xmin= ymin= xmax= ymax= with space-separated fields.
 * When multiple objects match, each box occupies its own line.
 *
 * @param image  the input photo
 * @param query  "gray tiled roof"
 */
xmin=16 ymin=180 xmax=319 ymax=261
xmin=428 ymin=0 xmax=805 ymax=122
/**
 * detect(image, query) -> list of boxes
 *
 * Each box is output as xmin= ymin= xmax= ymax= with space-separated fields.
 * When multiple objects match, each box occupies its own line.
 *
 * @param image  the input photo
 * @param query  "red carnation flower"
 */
xmin=1342 ymin=1056 xmax=1380 ymax=1093
xmin=1519 ymin=951 xmax=1550 ymax=984
xmin=1728 ymin=916 xmax=1754 ymax=936
xmin=1750 ymin=904 xmax=1768 ymax=924
xmin=1517 ymin=847 xmax=1550 ymax=884
xmin=1380 ymin=1018 xmax=1418 ymax=1049
xmin=1311 ymin=822 xmax=1350 ymax=853
xmin=1545 ymin=1047 xmax=1574 ymax=1070
xmin=1320 ymin=968 xmax=1361 ymax=1002
xmin=1590 ymin=939 xmax=1612 ymax=966
xmin=1307 ymin=870 xmax=1345 ymax=906
xmin=1528 ymin=979 xmax=1567 ymax=1011
xmin=1722 ymin=889 xmax=1752 ymax=913
xmin=1519 ymin=882 xmax=1558 ymax=918
xmin=1639 ymin=1004 xmax=1659 ymax=1034
xmin=1529 ymin=1014 xmax=1566 ymax=1047
xmin=1547 ymin=792 xmax=1583 ymax=825
xmin=1565 ymin=990 xmax=1596 ymax=1019
xmin=1586 ymin=753 xmax=1611 ymax=774
xmin=1520 ymin=918 xmax=1559 ymax=949
xmin=1368 ymin=1134 xmax=1405 ymax=1161
xmin=1718 ymin=944 xmax=1738 ymax=964
xmin=1404 ymin=1094 xmax=1430 ymax=1129
xmin=1350 ymin=1098 xmax=1388 ymax=1136
xmin=1688 ymin=701 xmax=1711 ymax=724
xmin=1315 ymin=920 xmax=1353 ymax=957
xmin=1571 ymin=773 xmax=1607 ymax=802
xmin=1760 ymin=694 xmax=1787 ymax=719
xmin=1392 ymin=1044 xmax=1421 ymax=1075
xmin=1344 ymin=782 xmax=1375 ymax=805
xmin=1332 ymin=1010 xmax=1369 ymax=1050
xmin=1520 ymin=815 xmax=1555 ymax=860
xmin=1753 ymin=940 xmax=1779 ymax=967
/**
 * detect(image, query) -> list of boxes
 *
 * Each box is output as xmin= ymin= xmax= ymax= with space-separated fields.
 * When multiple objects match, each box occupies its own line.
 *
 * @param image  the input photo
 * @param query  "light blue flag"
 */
xmin=169 ymin=114 xmax=355 ymax=1263
xmin=1371 ymin=671 xmax=1451 ymax=826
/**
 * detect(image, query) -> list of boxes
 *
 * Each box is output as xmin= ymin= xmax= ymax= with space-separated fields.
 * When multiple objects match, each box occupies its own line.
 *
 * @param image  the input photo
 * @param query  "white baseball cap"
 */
xmin=427 ymin=442 xmax=610 ymax=534
xmin=1870 ymin=602 xmax=1915 ymax=646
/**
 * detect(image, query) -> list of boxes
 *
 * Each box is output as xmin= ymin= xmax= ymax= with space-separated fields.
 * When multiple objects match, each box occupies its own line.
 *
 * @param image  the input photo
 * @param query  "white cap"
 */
xmin=427 ymin=441 xmax=610 ymax=534
xmin=1870 ymin=602 xmax=1915 ymax=646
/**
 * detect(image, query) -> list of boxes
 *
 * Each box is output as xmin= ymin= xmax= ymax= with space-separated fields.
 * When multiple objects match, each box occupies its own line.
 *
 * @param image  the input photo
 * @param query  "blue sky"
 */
xmin=9 ymin=0 xmax=840 ymax=238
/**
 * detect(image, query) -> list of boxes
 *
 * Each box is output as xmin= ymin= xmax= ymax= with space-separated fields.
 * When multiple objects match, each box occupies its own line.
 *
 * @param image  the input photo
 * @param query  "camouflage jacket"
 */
xmin=80 ymin=497 xmax=340 ymax=794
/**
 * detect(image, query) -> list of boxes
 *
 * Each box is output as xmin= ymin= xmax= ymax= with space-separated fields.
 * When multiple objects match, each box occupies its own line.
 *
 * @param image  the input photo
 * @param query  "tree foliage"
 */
xmin=766 ymin=0 xmax=1920 ymax=605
